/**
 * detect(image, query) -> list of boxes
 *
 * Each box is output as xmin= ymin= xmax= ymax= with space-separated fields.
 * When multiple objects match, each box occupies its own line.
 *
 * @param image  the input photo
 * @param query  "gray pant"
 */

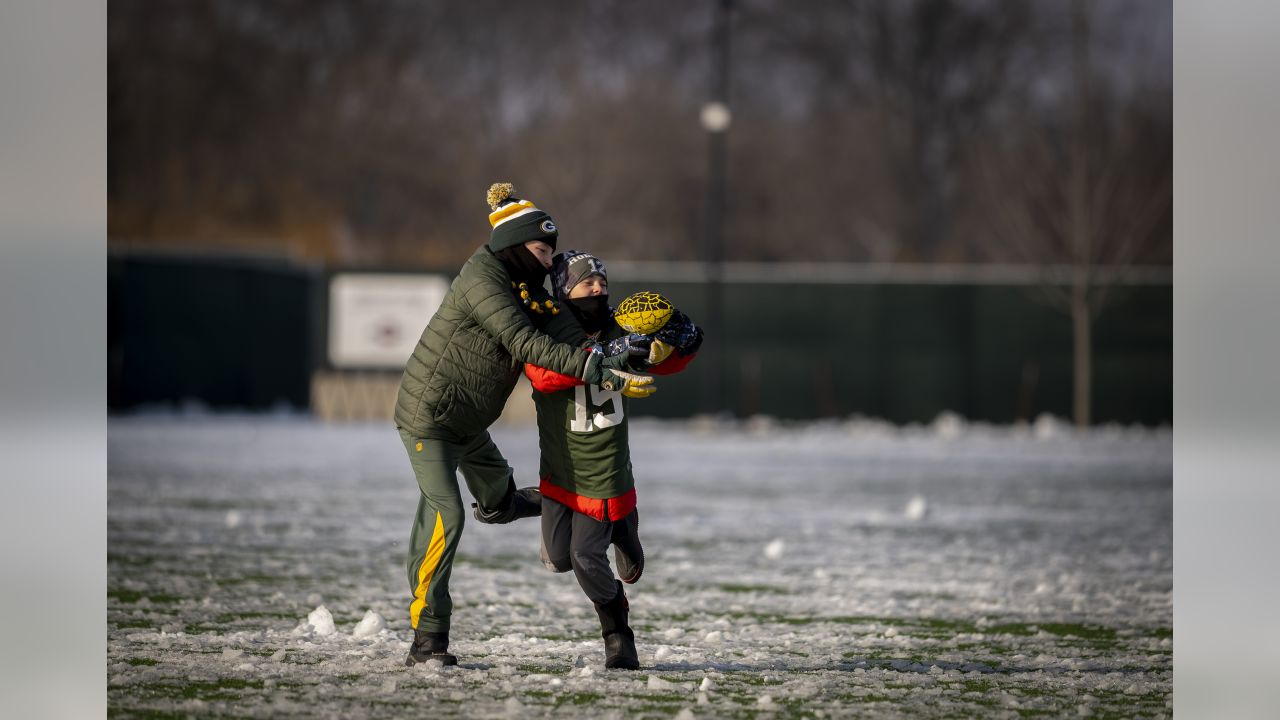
xmin=540 ymin=497 xmax=643 ymax=605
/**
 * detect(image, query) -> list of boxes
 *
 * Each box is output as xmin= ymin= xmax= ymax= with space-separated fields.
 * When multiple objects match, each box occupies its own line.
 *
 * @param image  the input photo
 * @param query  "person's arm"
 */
xmin=540 ymin=302 xmax=592 ymax=345
xmin=648 ymin=350 xmax=697 ymax=376
xmin=525 ymin=363 xmax=585 ymax=393
xmin=463 ymin=267 xmax=595 ymax=379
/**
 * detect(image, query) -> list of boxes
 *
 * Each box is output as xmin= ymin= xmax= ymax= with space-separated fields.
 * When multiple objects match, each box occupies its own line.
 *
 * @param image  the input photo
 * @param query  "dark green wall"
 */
xmin=606 ymin=281 xmax=1172 ymax=425
xmin=108 ymin=254 xmax=320 ymax=411
xmin=109 ymin=254 xmax=1171 ymax=424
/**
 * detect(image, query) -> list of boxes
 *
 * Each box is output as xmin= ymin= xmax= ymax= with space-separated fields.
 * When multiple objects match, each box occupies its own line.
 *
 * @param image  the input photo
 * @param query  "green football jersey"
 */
xmin=531 ymin=324 xmax=634 ymax=499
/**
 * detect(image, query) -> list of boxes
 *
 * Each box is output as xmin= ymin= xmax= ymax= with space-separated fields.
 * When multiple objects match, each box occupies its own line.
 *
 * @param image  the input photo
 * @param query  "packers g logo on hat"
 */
xmin=540 ymin=219 xmax=556 ymax=234
xmin=614 ymin=291 xmax=675 ymax=335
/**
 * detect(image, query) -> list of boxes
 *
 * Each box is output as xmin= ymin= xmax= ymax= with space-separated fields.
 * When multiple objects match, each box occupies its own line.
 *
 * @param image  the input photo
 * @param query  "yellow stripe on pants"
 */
xmin=409 ymin=511 xmax=447 ymax=629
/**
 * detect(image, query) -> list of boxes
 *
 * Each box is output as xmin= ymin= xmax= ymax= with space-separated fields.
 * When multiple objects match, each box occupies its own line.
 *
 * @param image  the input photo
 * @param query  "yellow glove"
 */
xmin=646 ymin=339 xmax=676 ymax=366
xmin=601 ymin=369 xmax=657 ymax=398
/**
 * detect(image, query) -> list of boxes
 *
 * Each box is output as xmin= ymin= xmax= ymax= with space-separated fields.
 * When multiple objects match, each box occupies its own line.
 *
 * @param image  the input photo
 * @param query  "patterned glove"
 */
xmin=601 ymin=369 xmax=657 ymax=398
xmin=602 ymin=333 xmax=653 ymax=360
xmin=654 ymin=310 xmax=703 ymax=355
xmin=645 ymin=339 xmax=676 ymax=366
xmin=583 ymin=336 xmax=653 ymax=384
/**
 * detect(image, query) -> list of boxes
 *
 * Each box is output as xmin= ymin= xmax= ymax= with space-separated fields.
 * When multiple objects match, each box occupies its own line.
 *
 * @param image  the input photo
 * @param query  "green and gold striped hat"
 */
xmin=486 ymin=182 xmax=558 ymax=252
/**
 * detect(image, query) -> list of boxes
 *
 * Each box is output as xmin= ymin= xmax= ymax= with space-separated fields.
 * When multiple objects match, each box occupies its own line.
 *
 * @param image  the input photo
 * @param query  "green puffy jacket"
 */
xmin=394 ymin=246 xmax=589 ymax=442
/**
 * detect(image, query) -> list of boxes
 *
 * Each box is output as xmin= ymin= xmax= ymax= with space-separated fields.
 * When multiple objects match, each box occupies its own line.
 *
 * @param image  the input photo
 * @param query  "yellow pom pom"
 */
xmin=614 ymin=291 xmax=675 ymax=335
xmin=520 ymin=290 xmax=530 ymax=300
xmin=487 ymin=182 xmax=516 ymax=211
xmin=544 ymin=300 xmax=554 ymax=308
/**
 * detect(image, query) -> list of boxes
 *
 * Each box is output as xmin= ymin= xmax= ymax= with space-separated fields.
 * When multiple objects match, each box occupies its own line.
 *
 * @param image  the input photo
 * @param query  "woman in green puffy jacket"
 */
xmin=396 ymin=183 xmax=653 ymax=666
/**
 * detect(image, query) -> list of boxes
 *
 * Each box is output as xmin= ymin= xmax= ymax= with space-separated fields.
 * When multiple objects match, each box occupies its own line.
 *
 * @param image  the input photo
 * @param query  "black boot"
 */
xmin=472 ymin=483 xmax=542 ymax=524
xmin=593 ymin=581 xmax=639 ymax=670
xmin=404 ymin=630 xmax=458 ymax=667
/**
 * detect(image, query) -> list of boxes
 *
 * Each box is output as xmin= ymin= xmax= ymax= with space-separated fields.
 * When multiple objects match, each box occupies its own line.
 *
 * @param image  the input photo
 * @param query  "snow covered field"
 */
xmin=108 ymin=415 xmax=1171 ymax=718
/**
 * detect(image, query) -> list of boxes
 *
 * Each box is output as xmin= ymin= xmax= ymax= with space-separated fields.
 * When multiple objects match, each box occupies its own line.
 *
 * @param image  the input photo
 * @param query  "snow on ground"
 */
xmin=108 ymin=415 xmax=1171 ymax=718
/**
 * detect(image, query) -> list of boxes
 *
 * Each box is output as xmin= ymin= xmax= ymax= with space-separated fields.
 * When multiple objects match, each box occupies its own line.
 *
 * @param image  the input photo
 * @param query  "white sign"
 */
xmin=328 ymin=273 xmax=451 ymax=368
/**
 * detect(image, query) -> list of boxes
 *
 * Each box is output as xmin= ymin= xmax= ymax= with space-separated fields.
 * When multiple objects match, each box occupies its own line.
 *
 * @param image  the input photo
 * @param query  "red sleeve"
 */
xmin=649 ymin=352 xmax=696 ymax=376
xmin=525 ymin=362 xmax=585 ymax=393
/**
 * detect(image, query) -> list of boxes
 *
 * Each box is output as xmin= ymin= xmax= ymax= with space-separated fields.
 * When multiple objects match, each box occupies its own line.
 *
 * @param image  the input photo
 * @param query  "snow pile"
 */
xmin=904 ymin=495 xmax=928 ymax=521
xmin=351 ymin=610 xmax=387 ymax=639
xmin=932 ymin=411 xmax=965 ymax=439
xmin=1033 ymin=412 xmax=1069 ymax=439
xmin=299 ymin=605 xmax=336 ymax=636
xmin=763 ymin=538 xmax=785 ymax=560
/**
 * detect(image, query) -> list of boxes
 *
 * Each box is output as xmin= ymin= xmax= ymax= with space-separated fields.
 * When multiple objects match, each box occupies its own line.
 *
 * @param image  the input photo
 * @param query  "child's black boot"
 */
xmin=593 ymin=581 xmax=640 ymax=670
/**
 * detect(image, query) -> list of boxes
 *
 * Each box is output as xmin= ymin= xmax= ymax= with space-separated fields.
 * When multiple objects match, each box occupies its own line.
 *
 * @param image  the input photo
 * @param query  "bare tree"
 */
xmin=740 ymin=0 xmax=1033 ymax=261
xmin=974 ymin=0 xmax=1171 ymax=426
xmin=109 ymin=0 xmax=1168 ymax=275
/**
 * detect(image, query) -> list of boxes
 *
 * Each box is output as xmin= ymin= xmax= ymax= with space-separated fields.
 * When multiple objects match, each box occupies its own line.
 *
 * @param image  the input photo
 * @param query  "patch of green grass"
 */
xmin=107 ymin=554 xmax=156 ymax=567
xmin=108 ymin=589 xmax=183 ymax=605
xmin=626 ymin=702 xmax=687 ymax=716
xmin=516 ymin=664 xmax=570 ymax=675
xmin=724 ymin=674 xmax=784 ymax=687
xmin=118 ymin=678 xmax=265 ymax=703
xmin=843 ymin=653 xmax=934 ymax=667
xmin=557 ymin=692 xmax=604 ymax=706
xmin=608 ymin=691 xmax=689 ymax=717
xmin=529 ymin=633 xmax=591 ymax=643
xmin=1034 ymin=623 xmax=1118 ymax=641
xmin=646 ymin=612 xmax=699 ymax=627
xmin=113 ymin=619 xmax=154 ymax=629
xmin=955 ymin=678 xmax=994 ymax=694
xmin=106 ymin=707 xmax=188 ymax=720
xmin=187 ymin=678 xmax=264 ymax=698
xmin=212 ymin=610 xmax=299 ymax=624
xmin=126 ymin=658 xmax=159 ymax=666
xmin=1011 ymin=708 xmax=1059 ymax=718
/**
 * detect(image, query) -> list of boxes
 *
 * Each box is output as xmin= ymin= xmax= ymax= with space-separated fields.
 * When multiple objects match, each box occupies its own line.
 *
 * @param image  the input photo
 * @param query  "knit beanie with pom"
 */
xmin=486 ymin=182 xmax=558 ymax=252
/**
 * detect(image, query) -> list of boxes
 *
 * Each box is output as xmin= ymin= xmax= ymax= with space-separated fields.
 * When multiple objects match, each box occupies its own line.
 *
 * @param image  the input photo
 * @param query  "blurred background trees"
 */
xmin=109 ymin=0 xmax=1171 ymax=426
xmin=108 ymin=0 xmax=1169 ymax=270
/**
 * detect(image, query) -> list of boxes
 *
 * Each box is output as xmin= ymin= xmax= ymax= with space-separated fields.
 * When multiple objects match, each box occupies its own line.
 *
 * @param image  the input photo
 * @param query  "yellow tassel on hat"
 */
xmin=487 ymin=182 xmax=516 ymax=211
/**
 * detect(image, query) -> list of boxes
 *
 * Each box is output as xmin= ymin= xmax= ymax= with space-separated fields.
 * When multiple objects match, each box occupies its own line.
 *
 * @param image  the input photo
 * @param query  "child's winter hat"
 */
xmin=551 ymin=250 xmax=607 ymax=300
xmin=486 ymin=182 xmax=558 ymax=252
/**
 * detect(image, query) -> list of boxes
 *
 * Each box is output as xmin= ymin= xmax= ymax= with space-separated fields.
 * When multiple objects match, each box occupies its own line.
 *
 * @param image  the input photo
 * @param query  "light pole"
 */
xmin=701 ymin=0 xmax=732 ymax=416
